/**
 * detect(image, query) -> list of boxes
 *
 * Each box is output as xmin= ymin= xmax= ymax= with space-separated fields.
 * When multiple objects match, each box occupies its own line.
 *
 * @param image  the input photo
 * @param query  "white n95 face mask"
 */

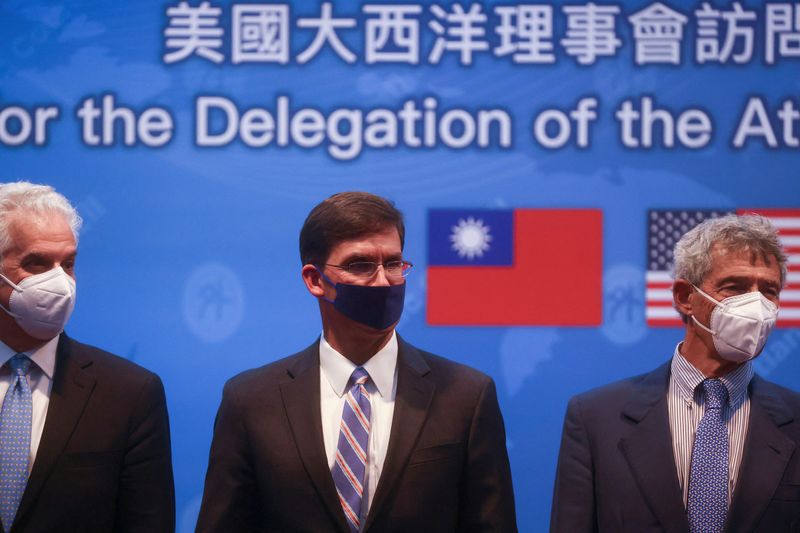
xmin=0 ymin=266 xmax=76 ymax=340
xmin=691 ymin=285 xmax=778 ymax=363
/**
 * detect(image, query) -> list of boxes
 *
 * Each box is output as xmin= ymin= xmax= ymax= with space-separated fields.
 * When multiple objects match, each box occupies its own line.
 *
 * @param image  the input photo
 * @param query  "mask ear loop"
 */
xmin=691 ymin=315 xmax=715 ymax=335
xmin=313 ymin=266 xmax=337 ymax=305
xmin=689 ymin=284 xmax=720 ymax=335
xmin=0 ymin=272 xmax=23 ymax=319
xmin=0 ymin=272 xmax=23 ymax=292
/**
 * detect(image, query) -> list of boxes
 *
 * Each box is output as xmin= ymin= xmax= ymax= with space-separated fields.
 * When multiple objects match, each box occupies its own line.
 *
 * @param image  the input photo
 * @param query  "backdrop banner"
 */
xmin=2 ymin=1 xmax=799 ymax=530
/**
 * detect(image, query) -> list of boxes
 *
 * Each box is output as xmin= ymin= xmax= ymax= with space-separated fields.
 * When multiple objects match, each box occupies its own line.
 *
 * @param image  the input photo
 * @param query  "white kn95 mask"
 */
xmin=690 ymin=285 xmax=778 ymax=363
xmin=0 ymin=266 xmax=76 ymax=340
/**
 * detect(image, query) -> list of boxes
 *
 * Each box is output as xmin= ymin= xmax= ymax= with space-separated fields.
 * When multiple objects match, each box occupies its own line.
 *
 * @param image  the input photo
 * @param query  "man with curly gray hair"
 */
xmin=552 ymin=213 xmax=800 ymax=533
xmin=0 ymin=181 xmax=174 ymax=532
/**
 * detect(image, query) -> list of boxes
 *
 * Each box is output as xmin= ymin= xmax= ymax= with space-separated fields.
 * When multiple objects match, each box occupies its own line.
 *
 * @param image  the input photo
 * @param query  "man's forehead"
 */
xmin=5 ymin=210 xmax=75 ymax=250
xmin=330 ymin=228 xmax=402 ymax=255
xmin=710 ymin=243 xmax=775 ymax=263
xmin=707 ymin=243 xmax=780 ymax=277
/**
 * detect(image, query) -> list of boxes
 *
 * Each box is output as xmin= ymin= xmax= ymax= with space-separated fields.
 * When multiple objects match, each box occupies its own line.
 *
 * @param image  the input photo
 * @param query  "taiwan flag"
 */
xmin=426 ymin=209 xmax=603 ymax=326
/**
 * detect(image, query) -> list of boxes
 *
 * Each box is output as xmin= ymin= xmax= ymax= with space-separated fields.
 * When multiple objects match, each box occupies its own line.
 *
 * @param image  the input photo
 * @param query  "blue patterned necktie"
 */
xmin=331 ymin=367 xmax=371 ymax=533
xmin=0 ymin=354 xmax=32 ymax=532
xmin=688 ymin=378 xmax=729 ymax=533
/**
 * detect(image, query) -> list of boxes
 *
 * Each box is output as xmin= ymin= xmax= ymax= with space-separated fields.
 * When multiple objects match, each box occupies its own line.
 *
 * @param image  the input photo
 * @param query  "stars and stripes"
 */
xmin=331 ymin=367 xmax=371 ymax=532
xmin=747 ymin=209 xmax=800 ymax=327
xmin=646 ymin=210 xmax=731 ymax=327
xmin=645 ymin=209 xmax=800 ymax=328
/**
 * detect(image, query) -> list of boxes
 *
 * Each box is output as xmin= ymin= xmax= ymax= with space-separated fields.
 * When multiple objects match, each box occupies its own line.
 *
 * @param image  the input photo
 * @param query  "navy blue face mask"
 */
xmin=317 ymin=269 xmax=405 ymax=330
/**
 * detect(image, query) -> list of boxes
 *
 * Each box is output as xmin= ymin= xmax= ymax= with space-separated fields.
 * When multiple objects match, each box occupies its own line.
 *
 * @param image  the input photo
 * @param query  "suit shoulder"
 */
xmin=64 ymin=336 xmax=161 ymax=386
xmin=754 ymin=375 xmax=800 ymax=408
xmin=568 ymin=367 xmax=665 ymax=412
xmin=413 ymin=346 xmax=493 ymax=390
xmin=223 ymin=344 xmax=314 ymax=394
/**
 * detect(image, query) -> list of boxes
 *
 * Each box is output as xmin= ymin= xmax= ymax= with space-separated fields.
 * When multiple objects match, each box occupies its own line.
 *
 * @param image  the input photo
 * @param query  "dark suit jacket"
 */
xmin=195 ymin=337 xmax=517 ymax=532
xmin=550 ymin=362 xmax=800 ymax=533
xmin=4 ymin=334 xmax=175 ymax=533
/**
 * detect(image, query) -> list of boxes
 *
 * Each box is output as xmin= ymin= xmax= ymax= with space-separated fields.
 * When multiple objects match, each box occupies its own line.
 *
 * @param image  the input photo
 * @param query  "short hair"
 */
xmin=299 ymin=192 xmax=405 ymax=265
xmin=673 ymin=213 xmax=787 ymax=321
xmin=0 ymin=181 xmax=82 ymax=256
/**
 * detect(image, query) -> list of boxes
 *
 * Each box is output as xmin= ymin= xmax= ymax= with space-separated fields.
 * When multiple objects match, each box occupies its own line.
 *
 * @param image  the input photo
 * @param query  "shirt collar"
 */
xmin=319 ymin=330 xmax=398 ymax=399
xmin=0 ymin=334 xmax=59 ymax=378
xmin=671 ymin=342 xmax=753 ymax=408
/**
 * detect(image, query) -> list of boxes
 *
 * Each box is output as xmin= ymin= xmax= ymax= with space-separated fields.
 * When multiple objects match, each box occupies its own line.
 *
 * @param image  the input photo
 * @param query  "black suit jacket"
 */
xmin=4 ymin=334 xmax=175 ymax=533
xmin=550 ymin=362 xmax=800 ymax=532
xmin=196 ymin=337 xmax=517 ymax=532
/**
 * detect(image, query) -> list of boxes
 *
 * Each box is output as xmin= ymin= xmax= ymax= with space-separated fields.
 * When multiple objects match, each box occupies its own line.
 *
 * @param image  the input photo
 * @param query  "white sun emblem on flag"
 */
xmin=450 ymin=217 xmax=492 ymax=259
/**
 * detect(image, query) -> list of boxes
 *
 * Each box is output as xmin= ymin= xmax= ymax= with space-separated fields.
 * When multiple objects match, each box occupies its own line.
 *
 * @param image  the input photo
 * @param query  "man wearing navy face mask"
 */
xmin=0 ymin=181 xmax=174 ymax=533
xmin=551 ymin=213 xmax=800 ymax=533
xmin=197 ymin=192 xmax=516 ymax=533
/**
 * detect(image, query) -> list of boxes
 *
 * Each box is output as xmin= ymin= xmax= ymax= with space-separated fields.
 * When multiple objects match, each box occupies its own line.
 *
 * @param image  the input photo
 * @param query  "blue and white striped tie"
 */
xmin=332 ymin=367 xmax=371 ymax=532
xmin=0 ymin=354 xmax=32 ymax=531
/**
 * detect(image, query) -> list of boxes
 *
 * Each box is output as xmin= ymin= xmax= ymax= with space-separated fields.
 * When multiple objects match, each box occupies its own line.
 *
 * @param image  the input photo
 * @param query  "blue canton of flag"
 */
xmin=428 ymin=209 xmax=513 ymax=266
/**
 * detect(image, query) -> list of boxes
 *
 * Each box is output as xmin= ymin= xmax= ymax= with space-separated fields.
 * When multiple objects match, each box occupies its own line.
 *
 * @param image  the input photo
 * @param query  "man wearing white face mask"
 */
xmin=551 ymin=214 xmax=800 ymax=533
xmin=0 ymin=181 xmax=174 ymax=533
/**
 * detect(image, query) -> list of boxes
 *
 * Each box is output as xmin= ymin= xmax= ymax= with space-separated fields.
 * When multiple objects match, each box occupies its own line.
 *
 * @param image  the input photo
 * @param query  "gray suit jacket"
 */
xmin=550 ymin=362 xmax=800 ymax=532
xmin=196 ymin=336 xmax=517 ymax=532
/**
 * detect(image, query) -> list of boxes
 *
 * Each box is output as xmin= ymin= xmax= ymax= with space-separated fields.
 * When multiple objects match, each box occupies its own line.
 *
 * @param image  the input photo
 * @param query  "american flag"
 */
xmin=645 ymin=209 xmax=800 ymax=328
xmin=746 ymin=209 xmax=800 ymax=327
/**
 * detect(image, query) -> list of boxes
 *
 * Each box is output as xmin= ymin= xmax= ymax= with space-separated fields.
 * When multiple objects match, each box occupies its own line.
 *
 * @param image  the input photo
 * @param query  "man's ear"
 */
xmin=673 ymin=278 xmax=694 ymax=317
xmin=301 ymin=264 xmax=325 ymax=297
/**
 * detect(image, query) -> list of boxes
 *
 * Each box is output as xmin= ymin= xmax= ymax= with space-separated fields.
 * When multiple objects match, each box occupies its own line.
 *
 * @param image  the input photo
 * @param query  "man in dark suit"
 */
xmin=551 ymin=213 xmax=800 ymax=532
xmin=0 ymin=181 xmax=174 ymax=533
xmin=196 ymin=192 xmax=516 ymax=532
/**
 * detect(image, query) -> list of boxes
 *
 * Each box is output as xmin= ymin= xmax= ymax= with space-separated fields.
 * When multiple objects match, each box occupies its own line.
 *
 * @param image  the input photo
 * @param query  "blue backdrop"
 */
xmin=2 ymin=1 xmax=799 ymax=530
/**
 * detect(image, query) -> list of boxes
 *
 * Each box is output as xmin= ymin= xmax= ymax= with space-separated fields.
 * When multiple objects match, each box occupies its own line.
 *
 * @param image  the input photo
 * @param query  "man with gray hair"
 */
xmin=0 ymin=182 xmax=174 ymax=532
xmin=551 ymin=213 xmax=800 ymax=532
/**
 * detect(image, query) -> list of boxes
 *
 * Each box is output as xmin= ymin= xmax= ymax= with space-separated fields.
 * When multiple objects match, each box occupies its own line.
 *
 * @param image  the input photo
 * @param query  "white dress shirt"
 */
xmin=0 ymin=335 xmax=58 ymax=473
xmin=320 ymin=331 xmax=398 ymax=526
xmin=667 ymin=343 xmax=752 ymax=505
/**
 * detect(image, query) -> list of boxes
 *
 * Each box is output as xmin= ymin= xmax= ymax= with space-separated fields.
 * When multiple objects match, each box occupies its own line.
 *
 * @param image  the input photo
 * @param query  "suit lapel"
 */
xmin=15 ymin=334 xmax=96 ymax=525
xmin=726 ymin=377 xmax=795 ymax=533
xmin=279 ymin=342 xmax=349 ymax=533
xmin=618 ymin=363 xmax=689 ymax=533
xmin=364 ymin=338 xmax=434 ymax=531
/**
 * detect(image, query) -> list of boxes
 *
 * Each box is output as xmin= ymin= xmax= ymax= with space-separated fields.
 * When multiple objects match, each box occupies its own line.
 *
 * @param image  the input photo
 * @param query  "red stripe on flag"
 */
xmin=427 ymin=210 xmax=602 ymax=326
xmin=737 ymin=209 xmax=800 ymax=218
xmin=646 ymin=301 xmax=674 ymax=307
xmin=647 ymin=282 xmax=672 ymax=289
xmin=646 ymin=318 xmax=683 ymax=327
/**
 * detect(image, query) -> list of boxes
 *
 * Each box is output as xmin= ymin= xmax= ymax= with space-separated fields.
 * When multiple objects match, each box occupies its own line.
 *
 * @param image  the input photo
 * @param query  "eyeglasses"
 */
xmin=323 ymin=260 xmax=414 ymax=279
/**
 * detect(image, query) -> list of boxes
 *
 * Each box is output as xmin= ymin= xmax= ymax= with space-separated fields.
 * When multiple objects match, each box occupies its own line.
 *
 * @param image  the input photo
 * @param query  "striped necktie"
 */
xmin=0 ymin=354 xmax=33 ymax=531
xmin=332 ymin=367 xmax=371 ymax=533
xmin=687 ymin=378 xmax=729 ymax=533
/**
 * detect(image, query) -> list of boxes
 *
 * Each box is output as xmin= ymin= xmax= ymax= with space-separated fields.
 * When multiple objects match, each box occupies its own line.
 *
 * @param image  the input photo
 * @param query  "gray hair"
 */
xmin=673 ymin=213 xmax=787 ymax=288
xmin=0 ymin=181 xmax=82 ymax=256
